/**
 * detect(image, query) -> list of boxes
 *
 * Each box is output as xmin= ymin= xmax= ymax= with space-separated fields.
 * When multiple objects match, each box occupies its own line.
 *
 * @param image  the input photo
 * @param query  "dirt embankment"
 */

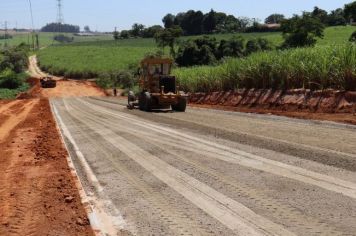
xmin=190 ymin=89 xmax=356 ymax=125
xmin=0 ymin=99 xmax=94 ymax=236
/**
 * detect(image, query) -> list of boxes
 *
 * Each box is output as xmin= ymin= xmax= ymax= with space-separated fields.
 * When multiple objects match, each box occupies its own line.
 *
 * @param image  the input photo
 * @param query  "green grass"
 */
xmin=0 ymin=73 xmax=30 ymax=99
xmin=37 ymin=40 xmax=155 ymax=78
xmin=0 ymin=83 xmax=29 ymax=99
xmin=36 ymin=26 xmax=356 ymax=86
xmin=0 ymin=32 xmax=113 ymax=48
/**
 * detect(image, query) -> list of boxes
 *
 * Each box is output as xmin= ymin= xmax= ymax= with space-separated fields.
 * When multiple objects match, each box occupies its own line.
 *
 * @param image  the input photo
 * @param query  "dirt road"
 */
xmin=0 ymin=99 xmax=94 ymax=236
xmin=51 ymin=96 xmax=356 ymax=236
xmin=28 ymin=56 xmax=106 ymax=98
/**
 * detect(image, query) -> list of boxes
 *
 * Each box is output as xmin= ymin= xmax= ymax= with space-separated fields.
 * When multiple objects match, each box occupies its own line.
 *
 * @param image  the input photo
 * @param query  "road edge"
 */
xmin=49 ymin=100 xmax=103 ymax=236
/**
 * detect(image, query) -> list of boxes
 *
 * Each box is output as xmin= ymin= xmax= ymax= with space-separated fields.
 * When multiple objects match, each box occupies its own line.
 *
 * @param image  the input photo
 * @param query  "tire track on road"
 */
xmin=58 ymin=99 xmax=221 ymax=236
xmin=70 ymin=99 xmax=346 ymax=235
xmin=61 ymin=98 xmax=294 ymax=236
xmin=79 ymin=98 xmax=356 ymax=200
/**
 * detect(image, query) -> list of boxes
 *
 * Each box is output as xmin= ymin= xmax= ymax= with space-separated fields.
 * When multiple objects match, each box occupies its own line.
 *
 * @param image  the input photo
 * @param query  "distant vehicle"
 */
xmin=127 ymin=57 xmax=188 ymax=112
xmin=40 ymin=76 xmax=57 ymax=88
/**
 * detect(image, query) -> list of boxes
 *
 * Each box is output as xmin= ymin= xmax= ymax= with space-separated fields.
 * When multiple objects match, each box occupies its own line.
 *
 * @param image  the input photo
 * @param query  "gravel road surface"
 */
xmin=51 ymin=97 xmax=356 ymax=236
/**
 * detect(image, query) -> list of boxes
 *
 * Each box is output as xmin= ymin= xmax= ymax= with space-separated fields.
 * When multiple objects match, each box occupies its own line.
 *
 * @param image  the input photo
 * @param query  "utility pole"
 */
xmin=4 ymin=21 xmax=8 ymax=47
xmin=28 ymin=0 xmax=36 ymax=50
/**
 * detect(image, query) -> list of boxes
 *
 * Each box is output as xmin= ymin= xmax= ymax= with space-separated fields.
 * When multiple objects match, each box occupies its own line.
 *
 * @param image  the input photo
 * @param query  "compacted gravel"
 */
xmin=50 ymin=97 xmax=356 ymax=236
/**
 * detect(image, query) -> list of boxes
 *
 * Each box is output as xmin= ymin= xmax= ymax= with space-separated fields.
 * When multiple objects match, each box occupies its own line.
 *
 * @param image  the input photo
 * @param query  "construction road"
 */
xmin=51 ymin=96 xmax=356 ymax=236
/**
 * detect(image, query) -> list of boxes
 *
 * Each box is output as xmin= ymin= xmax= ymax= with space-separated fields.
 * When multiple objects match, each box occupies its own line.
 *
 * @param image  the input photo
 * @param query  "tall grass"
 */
xmin=174 ymin=44 xmax=356 ymax=92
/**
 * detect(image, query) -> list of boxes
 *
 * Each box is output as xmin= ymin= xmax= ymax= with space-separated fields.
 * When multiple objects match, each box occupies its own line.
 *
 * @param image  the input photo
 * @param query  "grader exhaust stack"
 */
xmin=127 ymin=57 xmax=188 ymax=112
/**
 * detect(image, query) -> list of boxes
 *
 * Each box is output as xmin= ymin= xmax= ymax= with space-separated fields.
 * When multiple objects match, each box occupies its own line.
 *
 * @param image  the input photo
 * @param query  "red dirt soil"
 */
xmin=0 ymin=99 xmax=94 ymax=236
xmin=190 ymin=89 xmax=356 ymax=125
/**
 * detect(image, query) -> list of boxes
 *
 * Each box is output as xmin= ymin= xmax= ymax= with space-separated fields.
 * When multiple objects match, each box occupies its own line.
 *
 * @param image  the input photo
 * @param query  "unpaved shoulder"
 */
xmin=0 ymin=98 xmax=94 ymax=236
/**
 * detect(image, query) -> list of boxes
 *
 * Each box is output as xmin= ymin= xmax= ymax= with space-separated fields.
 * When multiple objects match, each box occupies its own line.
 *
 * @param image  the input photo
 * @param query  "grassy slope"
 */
xmin=36 ymin=26 xmax=355 ymax=79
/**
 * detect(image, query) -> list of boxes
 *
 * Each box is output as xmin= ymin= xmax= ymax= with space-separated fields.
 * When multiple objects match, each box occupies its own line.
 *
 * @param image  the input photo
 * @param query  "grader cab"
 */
xmin=128 ymin=57 xmax=188 ymax=112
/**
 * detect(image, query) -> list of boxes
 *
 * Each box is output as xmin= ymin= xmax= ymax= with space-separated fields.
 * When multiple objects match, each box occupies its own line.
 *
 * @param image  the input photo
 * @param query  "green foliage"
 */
xmin=36 ymin=26 xmax=355 ymax=80
xmin=265 ymin=14 xmax=285 ymax=24
xmin=311 ymin=7 xmax=329 ymax=24
xmin=0 ymin=82 xmax=29 ymax=99
xmin=0 ymin=45 xmax=30 ymax=98
xmin=174 ymin=44 xmax=356 ymax=92
xmin=245 ymin=39 xmax=261 ymax=55
xmin=162 ymin=9 xmax=250 ymax=35
xmin=131 ymin=23 xmax=145 ymax=37
xmin=154 ymin=26 xmax=183 ymax=56
xmin=218 ymin=36 xmax=245 ymax=58
xmin=97 ymin=70 xmax=135 ymax=89
xmin=162 ymin=14 xmax=176 ymax=28
xmin=350 ymin=31 xmax=356 ymax=41
xmin=41 ymin=23 xmax=80 ymax=33
xmin=113 ymin=31 xmax=120 ymax=40
xmin=142 ymin=25 xmax=164 ymax=38
xmin=327 ymin=8 xmax=347 ymax=26
xmin=0 ymin=69 xmax=22 ymax=89
xmin=54 ymin=34 xmax=74 ymax=43
xmin=37 ymin=40 xmax=155 ymax=79
xmin=281 ymin=14 xmax=325 ymax=48
xmin=344 ymin=1 xmax=356 ymax=22
xmin=176 ymin=36 xmax=272 ymax=66
xmin=176 ymin=37 xmax=218 ymax=66
xmin=0 ymin=44 xmax=29 ymax=73
xmin=120 ymin=30 xmax=130 ymax=39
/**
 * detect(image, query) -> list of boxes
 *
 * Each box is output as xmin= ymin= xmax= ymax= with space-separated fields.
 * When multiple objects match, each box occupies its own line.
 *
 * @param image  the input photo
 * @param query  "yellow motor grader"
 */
xmin=127 ymin=57 xmax=188 ymax=112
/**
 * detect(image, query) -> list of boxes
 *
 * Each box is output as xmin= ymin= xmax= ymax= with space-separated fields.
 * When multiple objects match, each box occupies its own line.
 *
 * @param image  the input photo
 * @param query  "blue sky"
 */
xmin=0 ymin=0 xmax=353 ymax=31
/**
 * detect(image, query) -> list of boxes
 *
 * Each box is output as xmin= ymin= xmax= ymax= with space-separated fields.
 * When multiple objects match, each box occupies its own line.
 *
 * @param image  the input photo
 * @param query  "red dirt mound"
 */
xmin=0 ymin=99 xmax=94 ymax=236
xmin=190 ymin=89 xmax=356 ymax=125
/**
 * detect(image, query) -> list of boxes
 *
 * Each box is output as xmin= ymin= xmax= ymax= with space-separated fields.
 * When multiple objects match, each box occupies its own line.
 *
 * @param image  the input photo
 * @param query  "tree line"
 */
xmin=154 ymin=1 xmax=356 ymax=67
xmin=114 ymin=1 xmax=356 ymax=39
xmin=41 ymin=23 xmax=80 ymax=33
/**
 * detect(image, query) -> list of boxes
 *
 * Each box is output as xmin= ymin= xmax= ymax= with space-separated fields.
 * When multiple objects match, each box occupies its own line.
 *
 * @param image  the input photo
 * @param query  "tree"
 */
xmin=311 ymin=7 xmax=328 ymax=24
xmin=327 ymin=8 xmax=347 ymax=26
xmin=180 ymin=10 xmax=204 ymax=35
xmin=245 ymin=39 xmax=260 ymax=55
xmin=113 ymin=30 xmax=120 ymax=40
xmin=265 ymin=14 xmax=285 ymax=24
xmin=131 ymin=23 xmax=145 ymax=37
xmin=154 ymin=26 xmax=183 ymax=56
xmin=280 ymin=14 xmax=325 ymax=48
xmin=41 ymin=23 xmax=80 ymax=33
xmin=218 ymin=36 xmax=245 ymax=58
xmin=162 ymin=14 xmax=176 ymax=28
xmin=120 ymin=30 xmax=130 ymax=39
xmin=350 ymin=31 xmax=356 ymax=42
xmin=84 ymin=25 xmax=91 ymax=32
xmin=237 ymin=17 xmax=253 ymax=30
xmin=175 ymin=39 xmax=217 ymax=67
xmin=142 ymin=25 xmax=163 ymax=38
xmin=344 ymin=1 xmax=356 ymax=23
xmin=203 ymin=9 xmax=218 ymax=33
